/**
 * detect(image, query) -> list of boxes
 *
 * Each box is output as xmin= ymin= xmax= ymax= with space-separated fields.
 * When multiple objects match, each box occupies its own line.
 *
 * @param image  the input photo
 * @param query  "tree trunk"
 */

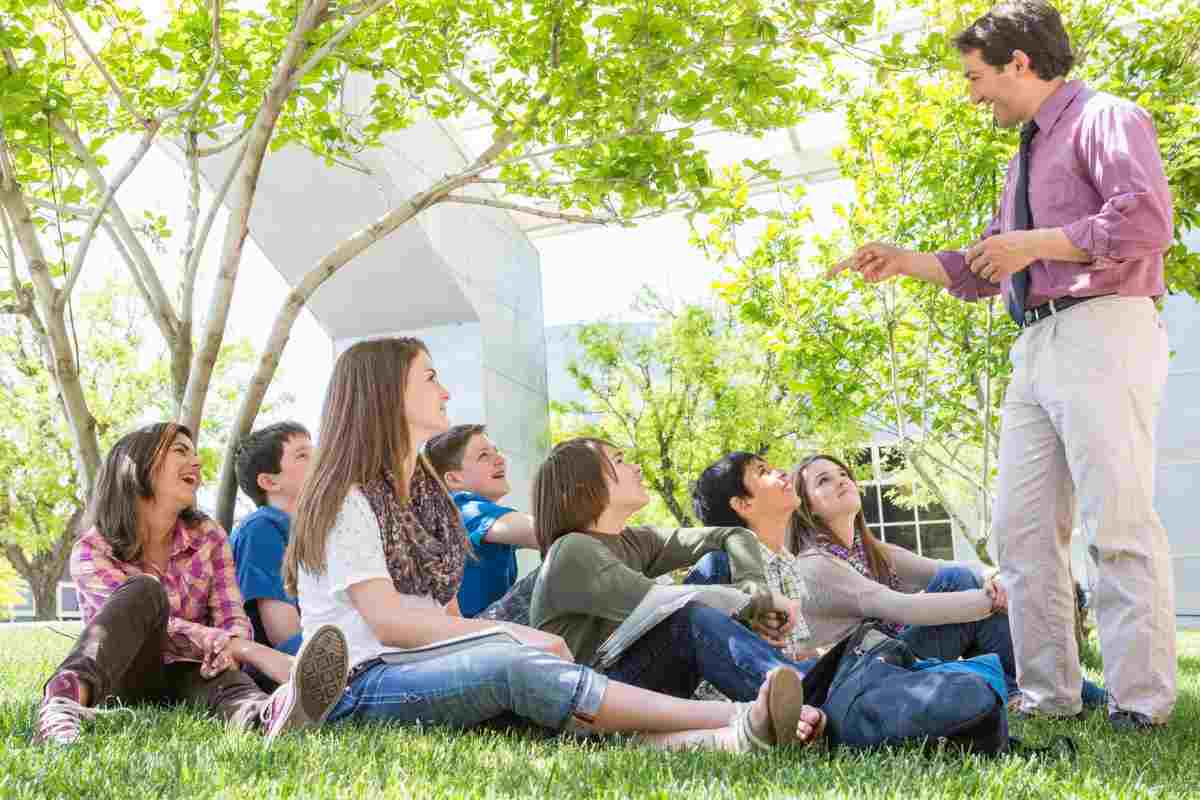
xmin=4 ymin=509 xmax=79 ymax=621
xmin=0 ymin=173 xmax=102 ymax=497
xmin=905 ymin=448 xmax=994 ymax=566
xmin=170 ymin=329 xmax=193 ymax=415
xmin=29 ymin=571 xmax=60 ymax=622
xmin=181 ymin=0 xmax=333 ymax=435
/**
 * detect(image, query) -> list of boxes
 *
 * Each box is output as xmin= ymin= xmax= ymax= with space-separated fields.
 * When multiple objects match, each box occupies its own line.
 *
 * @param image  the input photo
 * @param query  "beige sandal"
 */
xmin=735 ymin=667 xmax=822 ymax=751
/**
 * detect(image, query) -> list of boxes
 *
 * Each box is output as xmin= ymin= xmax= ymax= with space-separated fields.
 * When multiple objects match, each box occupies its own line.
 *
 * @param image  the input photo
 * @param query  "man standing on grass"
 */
xmin=426 ymin=424 xmax=538 ymax=618
xmin=850 ymin=0 xmax=1175 ymax=730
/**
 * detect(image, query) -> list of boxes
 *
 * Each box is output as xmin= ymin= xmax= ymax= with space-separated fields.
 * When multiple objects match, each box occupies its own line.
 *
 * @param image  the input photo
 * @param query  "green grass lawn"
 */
xmin=2 ymin=626 xmax=1198 ymax=799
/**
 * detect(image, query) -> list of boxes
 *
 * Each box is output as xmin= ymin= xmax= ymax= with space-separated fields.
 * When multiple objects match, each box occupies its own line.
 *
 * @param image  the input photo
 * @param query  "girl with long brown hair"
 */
xmin=788 ymin=454 xmax=1104 ymax=711
xmin=33 ymin=422 xmax=349 ymax=746
xmin=283 ymin=337 xmax=822 ymax=751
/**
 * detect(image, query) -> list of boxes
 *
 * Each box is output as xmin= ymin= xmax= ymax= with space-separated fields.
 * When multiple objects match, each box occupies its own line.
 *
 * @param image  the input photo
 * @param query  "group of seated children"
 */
xmin=33 ymin=335 xmax=1104 ymax=750
xmin=34 ymin=338 xmax=824 ymax=753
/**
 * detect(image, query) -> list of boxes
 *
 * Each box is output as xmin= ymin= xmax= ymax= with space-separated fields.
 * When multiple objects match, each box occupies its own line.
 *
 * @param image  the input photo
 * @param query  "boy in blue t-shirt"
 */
xmin=426 ymin=424 xmax=538 ymax=617
xmin=229 ymin=421 xmax=312 ymax=658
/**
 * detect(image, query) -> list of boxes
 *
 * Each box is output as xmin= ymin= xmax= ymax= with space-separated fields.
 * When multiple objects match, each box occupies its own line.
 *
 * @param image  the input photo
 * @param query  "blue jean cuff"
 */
xmin=563 ymin=667 xmax=608 ymax=734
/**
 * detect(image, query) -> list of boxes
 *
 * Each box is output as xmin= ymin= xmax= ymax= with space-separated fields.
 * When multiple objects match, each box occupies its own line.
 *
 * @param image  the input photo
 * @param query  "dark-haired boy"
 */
xmin=230 ymin=421 xmax=312 ymax=659
xmin=426 ymin=424 xmax=537 ymax=617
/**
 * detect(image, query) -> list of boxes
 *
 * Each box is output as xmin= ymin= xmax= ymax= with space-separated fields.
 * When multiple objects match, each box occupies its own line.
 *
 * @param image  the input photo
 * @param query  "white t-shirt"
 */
xmin=297 ymin=487 xmax=440 ymax=668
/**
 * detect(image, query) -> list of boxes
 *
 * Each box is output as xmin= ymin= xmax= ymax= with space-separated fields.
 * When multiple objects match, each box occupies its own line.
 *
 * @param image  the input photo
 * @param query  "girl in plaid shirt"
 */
xmin=33 ymin=422 xmax=349 ymax=746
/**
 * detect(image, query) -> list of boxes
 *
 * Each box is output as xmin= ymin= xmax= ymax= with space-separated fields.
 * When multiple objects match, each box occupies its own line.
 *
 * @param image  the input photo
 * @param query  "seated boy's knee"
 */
xmin=697 ymin=551 xmax=732 ymax=582
xmin=677 ymin=600 xmax=729 ymax=630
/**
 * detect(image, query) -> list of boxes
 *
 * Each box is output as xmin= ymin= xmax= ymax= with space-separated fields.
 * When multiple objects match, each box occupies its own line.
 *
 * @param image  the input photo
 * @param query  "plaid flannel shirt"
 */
xmin=759 ymin=541 xmax=816 ymax=661
xmin=71 ymin=520 xmax=253 ymax=664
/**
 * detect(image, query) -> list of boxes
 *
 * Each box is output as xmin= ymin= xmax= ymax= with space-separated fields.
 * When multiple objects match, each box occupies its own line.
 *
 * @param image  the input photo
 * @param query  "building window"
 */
xmin=855 ymin=446 xmax=955 ymax=560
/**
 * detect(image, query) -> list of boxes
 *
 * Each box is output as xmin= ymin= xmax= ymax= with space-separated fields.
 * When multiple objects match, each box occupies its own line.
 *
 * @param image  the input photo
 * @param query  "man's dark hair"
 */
xmin=425 ymin=424 xmax=487 ymax=479
xmin=953 ymin=1 xmax=1074 ymax=81
xmin=691 ymin=451 xmax=759 ymax=528
xmin=235 ymin=421 xmax=311 ymax=508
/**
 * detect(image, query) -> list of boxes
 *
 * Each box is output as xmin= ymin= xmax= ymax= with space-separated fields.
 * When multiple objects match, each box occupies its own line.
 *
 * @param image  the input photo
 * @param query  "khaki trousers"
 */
xmin=993 ymin=295 xmax=1175 ymax=721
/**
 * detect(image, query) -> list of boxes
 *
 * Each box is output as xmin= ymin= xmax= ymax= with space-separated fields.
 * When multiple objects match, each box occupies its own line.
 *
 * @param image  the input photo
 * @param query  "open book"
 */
xmin=373 ymin=585 xmax=752 ymax=671
xmin=591 ymin=584 xmax=751 ymax=670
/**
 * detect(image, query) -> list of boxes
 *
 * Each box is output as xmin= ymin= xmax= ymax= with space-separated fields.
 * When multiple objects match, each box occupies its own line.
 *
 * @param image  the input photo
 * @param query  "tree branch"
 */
xmin=0 ymin=131 xmax=102 ymax=496
xmin=2 ymin=204 xmax=19 ymax=294
xmin=197 ymin=125 xmax=250 ymax=157
xmin=182 ymin=0 xmax=332 ymax=434
xmin=48 ymin=116 xmax=179 ymax=343
xmin=56 ymin=119 xmax=162 ymax=309
xmin=467 ymin=128 xmax=517 ymax=174
xmin=184 ymin=133 xmax=250 ymax=306
xmin=466 ymin=126 xmax=691 ymax=181
xmin=180 ymin=131 xmax=201 ymax=325
xmin=3 ymin=544 xmax=32 ymax=580
xmin=158 ymin=0 xmax=223 ymax=123
xmin=100 ymin=216 xmax=158 ymax=323
xmin=440 ymin=195 xmax=626 ymax=226
xmin=51 ymin=0 xmax=146 ymax=124
xmin=446 ymin=72 xmax=504 ymax=119
xmin=284 ymin=0 xmax=392 ymax=95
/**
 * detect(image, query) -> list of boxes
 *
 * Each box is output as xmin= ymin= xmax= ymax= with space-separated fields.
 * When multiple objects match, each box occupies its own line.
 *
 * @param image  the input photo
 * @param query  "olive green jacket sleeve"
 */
xmin=625 ymin=524 xmax=772 ymax=598
xmin=536 ymin=528 xmax=774 ymax=629
xmin=537 ymin=533 xmax=664 ymax=627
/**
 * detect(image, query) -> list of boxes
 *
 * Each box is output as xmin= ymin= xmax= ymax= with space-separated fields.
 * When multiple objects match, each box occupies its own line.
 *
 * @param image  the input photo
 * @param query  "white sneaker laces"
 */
xmin=36 ymin=697 xmax=99 ymax=744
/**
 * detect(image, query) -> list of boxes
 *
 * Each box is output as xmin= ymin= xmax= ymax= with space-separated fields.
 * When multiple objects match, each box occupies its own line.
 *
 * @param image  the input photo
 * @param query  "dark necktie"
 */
xmin=1006 ymin=120 xmax=1039 ymax=326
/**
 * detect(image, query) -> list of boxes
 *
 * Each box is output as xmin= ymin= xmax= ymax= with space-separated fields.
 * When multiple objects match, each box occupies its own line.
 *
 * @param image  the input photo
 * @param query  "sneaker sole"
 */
xmin=269 ymin=624 xmax=349 ymax=743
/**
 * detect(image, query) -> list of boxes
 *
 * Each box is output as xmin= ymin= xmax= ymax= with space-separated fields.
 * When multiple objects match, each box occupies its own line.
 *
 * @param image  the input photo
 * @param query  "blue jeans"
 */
xmin=899 ymin=566 xmax=1105 ymax=707
xmin=683 ymin=551 xmax=732 ymax=587
xmin=327 ymin=640 xmax=608 ymax=731
xmin=605 ymin=601 xmax=815 ymax=702
xmin=686 ymin=554 xmax=1105 ymax=708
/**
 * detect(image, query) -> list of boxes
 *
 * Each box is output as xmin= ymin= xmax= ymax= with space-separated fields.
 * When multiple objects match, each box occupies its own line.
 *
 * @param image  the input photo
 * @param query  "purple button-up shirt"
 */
xmin=937 ymin=80 xmax=1172 ymax=308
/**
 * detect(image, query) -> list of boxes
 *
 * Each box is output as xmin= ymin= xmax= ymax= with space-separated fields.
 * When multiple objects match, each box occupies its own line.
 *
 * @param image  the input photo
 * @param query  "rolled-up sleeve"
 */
xmin=937 ymin=250 xmax=1003 ymax=301
xmin=936 ymin=203 xmax=1005 ymax=301
xmin=165 ymin=531 xmax=254 ymax=662
xmin=207 ymin=532 xmax=254 ymax=641
xmin=1062 ymin=103 xmax=1173 ymax=268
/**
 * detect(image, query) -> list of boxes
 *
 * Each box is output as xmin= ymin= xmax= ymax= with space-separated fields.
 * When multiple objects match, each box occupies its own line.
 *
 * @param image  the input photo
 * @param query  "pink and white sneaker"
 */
xmin=261 ymin=624 xmax=349 ymax=745
xmin=33 ymin=671 xmax=95 ymax=746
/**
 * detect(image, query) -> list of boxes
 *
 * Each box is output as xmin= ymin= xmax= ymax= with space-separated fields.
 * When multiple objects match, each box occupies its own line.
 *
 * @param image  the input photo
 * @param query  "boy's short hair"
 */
xmin=691 ymin=451 xmax=759 ymax=528
xmin=425 ymin=424 xmax=487 ymax=479
xmin=235 ymin=421 xmax=311 ymax=507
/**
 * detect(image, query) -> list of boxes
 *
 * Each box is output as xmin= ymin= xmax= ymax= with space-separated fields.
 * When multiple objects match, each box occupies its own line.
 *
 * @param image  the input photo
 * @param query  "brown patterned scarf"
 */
xmin=359 ymin=457 xmax=468 ymax=606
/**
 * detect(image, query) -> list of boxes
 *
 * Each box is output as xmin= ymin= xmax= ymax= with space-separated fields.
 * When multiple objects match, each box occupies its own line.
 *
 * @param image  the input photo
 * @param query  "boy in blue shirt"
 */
xmin=230 ymin=421 xmax=312 ymax=658
xmin=426 ymin=424 xmax=538 ymax=617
